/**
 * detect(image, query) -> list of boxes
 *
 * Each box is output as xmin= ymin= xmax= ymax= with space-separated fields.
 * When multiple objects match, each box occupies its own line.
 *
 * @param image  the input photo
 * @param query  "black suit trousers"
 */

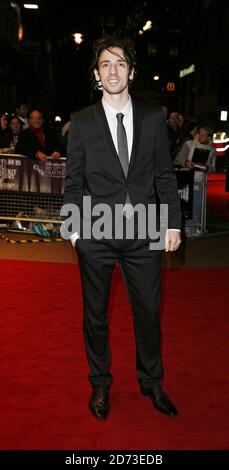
xmin=76 ymin=235 xmax=164 ymax=389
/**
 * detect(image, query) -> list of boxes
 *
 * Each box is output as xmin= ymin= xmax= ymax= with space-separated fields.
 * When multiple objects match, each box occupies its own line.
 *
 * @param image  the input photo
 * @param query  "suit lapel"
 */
xmin=128 ymin=99 xmax=143 ymax=172
xmin=94 ymin=101 xmax=121 ymax=168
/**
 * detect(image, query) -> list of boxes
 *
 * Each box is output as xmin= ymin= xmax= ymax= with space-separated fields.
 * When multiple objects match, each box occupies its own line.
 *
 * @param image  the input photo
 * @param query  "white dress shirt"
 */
xmin=102 ymin=96 xmax=133 ymax=160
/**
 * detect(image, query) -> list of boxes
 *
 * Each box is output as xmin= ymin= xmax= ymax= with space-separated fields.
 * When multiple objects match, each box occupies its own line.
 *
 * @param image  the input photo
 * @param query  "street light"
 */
xmin=139 ymin=20 xmax=152 ymax=36
xmin=23 ymin=3 xmax=39 ymax=9
xmin=143 ymin=20 xmax=152 ymax=32
xmin=73 ymin=33 xmax=84 ymax=45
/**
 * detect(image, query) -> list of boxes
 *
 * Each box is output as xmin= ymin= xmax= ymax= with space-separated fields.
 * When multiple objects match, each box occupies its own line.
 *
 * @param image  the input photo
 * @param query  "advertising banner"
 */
xmin=0 ymin=155 xmax=66 ymax=194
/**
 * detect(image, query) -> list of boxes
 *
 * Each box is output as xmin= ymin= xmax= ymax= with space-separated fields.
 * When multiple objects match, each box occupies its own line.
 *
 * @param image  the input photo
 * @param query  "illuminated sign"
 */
xmin=220 ymin=110 xmax=228 ymax=121
xmin=179 ymin=64 xmax=195 ymax=78
xmin=166 ymin=82 xmax=175 ymax=92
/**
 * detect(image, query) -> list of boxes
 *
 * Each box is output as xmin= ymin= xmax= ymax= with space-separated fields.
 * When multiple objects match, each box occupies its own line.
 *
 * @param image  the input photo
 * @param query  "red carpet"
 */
xmin=207 ymin=173 xmax=229 ymax=220
xmin=0 ymin=260 xmax=229 ymax=450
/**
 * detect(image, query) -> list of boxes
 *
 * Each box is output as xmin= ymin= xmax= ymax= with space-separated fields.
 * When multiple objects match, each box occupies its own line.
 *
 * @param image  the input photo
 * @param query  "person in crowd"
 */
xmin=0 ymin=112 xmax=8 ymax=131
xmin=173 ymin=119 xmax=198 ymax=159
xmin=0 ymin=113 xmax=9 ymax=151
xmin=175 ymin=126 xmax=216 ymax=172
xmin=15 ymin=103 xmax=29 ymax=129
xmin=174 ymin=126 xmax=216 ymax=237
xmin=63 ymin=36 xmax=181 ymax=421
xmin=0 ymin=116 xmax=23 ymax=152
xmin=167 ymin=111 xmax=181 ymax=160
xmin=15 ymin=109 xmax=65 ymax=160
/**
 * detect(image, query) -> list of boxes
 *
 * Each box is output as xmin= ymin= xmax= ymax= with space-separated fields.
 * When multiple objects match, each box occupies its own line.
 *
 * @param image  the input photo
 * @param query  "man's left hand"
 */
xmin=165 ymin=229 xmax=181 ymax=252
xmin=51 ymin=151 xmax=61 ymax=158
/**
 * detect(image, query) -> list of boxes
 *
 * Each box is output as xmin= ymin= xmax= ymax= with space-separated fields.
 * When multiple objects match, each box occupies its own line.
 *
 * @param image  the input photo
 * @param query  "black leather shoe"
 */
xmin=89 ymin=386 xmax=110 ymax=420
xmin=140 ymin=383 xmax=178 ymax=416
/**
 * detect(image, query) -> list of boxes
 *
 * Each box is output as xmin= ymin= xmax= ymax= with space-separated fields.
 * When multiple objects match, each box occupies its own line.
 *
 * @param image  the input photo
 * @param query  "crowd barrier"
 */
xmin=175 ymin=167 xmax=194 ymax=220
xmin=0 ymin=154 xmax=204 ymax=236
xmin=0 ymin=154 xmax=65 ymax=232
xmin=175 ymin=167 xmax=208 ymax=235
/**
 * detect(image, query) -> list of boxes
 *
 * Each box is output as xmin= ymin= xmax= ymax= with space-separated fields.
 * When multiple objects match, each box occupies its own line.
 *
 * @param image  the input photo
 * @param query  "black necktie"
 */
xmin=116 ymin=113 xmax=132 ymax=214
xmin=116 ymin=113 xmax=129 ymax=178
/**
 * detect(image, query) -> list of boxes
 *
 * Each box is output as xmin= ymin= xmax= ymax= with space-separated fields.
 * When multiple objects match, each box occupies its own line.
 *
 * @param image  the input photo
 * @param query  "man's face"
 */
xmin=0 ymin=114 xmax=8 ymax=130
xmin=94 ymin=47 xmax=133 ymax=96
xmin=10 ymin=117 xmax=21 ymax=133
xmin=29 ymin=111 xmax=43 ymax=129
xmin=17 ymin=105 xmax=28 ymax=118
xmin=198 ymin=129 xmax=210 ymax=145
xmin=169 ymin=112 xmax=180 ymax=128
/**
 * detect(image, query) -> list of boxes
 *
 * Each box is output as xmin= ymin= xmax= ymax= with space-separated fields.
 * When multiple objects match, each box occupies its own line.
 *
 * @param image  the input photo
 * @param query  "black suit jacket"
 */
xmin=63 ymin=99 xmax=181 ymax=230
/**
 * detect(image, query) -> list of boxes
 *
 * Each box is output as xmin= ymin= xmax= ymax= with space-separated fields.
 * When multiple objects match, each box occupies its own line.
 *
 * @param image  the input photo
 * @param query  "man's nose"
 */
xmin=109 ymin=63 xmax=118 ymax=74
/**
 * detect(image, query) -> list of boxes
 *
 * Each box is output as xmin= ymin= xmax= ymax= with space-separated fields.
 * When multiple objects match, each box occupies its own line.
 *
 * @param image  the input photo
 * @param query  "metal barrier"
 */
xmin=175 ymin=167 xmax=208 ymax=237
xmin=0 ymin=154 xmax=66 ymax=231
xmin=183 ymin=173 xmax=208 ymax=237
xmin=0 ymin=154 xmax=207 ymax=237
xmin=175 ymin=167 xmax=194 ymax=220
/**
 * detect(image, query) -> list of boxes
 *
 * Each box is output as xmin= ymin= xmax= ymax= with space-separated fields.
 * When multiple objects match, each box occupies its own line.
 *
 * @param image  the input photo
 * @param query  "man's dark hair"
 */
xmin=90 ymin=35 xmax=137 ymax=90
xmin=15 ymin=103 xmax=28 ymax=110
xmin=28 ymin=109 xmax=43 ymax=119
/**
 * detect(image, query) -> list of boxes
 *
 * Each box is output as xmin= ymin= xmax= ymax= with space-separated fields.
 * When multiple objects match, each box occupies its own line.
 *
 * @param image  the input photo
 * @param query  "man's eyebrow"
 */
xmin=100 ymin=58 xmax=127 ymax=64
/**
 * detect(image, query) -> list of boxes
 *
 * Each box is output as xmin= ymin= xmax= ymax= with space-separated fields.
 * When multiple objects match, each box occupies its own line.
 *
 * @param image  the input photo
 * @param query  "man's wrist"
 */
xmin=70 ymin=232 xmax=80 ymax=247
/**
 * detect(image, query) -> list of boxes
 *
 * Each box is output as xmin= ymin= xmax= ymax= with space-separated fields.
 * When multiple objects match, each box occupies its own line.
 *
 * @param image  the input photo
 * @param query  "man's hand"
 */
xmin=51 ymin=151 xmax=61 ymax=158
xmin=36 ymin=150 xmax=47 ymax=161
xmin=165 ymin=229 xmax=181 ymax=252
xmin=185 ymin=160 xmax=195 ymax=169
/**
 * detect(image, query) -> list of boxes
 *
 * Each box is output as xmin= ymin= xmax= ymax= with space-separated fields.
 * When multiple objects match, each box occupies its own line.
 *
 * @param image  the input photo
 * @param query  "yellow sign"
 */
xmin=166 ymin=82 xmax=175 ymax=92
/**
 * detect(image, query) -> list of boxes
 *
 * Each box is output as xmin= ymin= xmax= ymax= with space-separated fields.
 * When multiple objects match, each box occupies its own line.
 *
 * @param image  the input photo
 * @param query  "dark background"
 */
xmin=1 ymin=0 xmax=229 ymax=129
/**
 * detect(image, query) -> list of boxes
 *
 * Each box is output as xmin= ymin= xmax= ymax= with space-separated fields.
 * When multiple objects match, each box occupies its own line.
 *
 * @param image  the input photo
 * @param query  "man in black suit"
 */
xmin=63 ymin=37 xmax=181 ymax=420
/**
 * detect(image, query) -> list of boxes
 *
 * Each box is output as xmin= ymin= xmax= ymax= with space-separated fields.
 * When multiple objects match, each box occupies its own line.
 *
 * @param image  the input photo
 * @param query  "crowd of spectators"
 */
xmin=0 ymin=104 xmax=219 ymax=239
xmin=167 ymin=110 xmax=217 ymax=238
xmin=0 ymin=103 xmax=66 ymax=158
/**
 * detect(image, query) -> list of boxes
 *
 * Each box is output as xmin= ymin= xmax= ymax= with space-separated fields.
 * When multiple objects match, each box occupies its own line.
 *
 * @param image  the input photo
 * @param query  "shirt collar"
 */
xmin=102 ymin=96 xmax=132 ymax=119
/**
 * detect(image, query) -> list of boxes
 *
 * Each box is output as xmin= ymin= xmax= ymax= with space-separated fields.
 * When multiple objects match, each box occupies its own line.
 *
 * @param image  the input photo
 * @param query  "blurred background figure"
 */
xmin=0 ymin=116 xmax=22 ymax=153
xmin=0 ymin=112 xmax=8 ymax=131
xmin=174 ymin=119 xmax=198 ymax=157
xmin=174 ymin=126 xmax=216 ymax=238
xmin=15 ymin=109 xmax=65 ymax=161
xmin=0 ymin=112 xmax=9 ymax=151
xmin=167 ymin=111 xmax=181 ymax=160
xmin=15 ymin=103 xmax=29 ymax=130
xmin=175 ymin=126 xmax=216 ymax=172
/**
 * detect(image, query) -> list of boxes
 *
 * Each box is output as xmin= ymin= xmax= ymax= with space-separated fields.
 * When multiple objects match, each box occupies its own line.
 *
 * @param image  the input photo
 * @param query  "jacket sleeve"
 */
xmin=63 ymin=116 xmax=85 ymax=209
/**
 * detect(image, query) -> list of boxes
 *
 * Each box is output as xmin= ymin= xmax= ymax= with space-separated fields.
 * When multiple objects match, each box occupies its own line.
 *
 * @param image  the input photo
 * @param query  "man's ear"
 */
xmin=94 ymin=68 xmax=100 ymax=81
xmin=129 ymin=68 xmax=134 ymax=81
xmin=94 ymin=68 xmax=103 ymax=90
